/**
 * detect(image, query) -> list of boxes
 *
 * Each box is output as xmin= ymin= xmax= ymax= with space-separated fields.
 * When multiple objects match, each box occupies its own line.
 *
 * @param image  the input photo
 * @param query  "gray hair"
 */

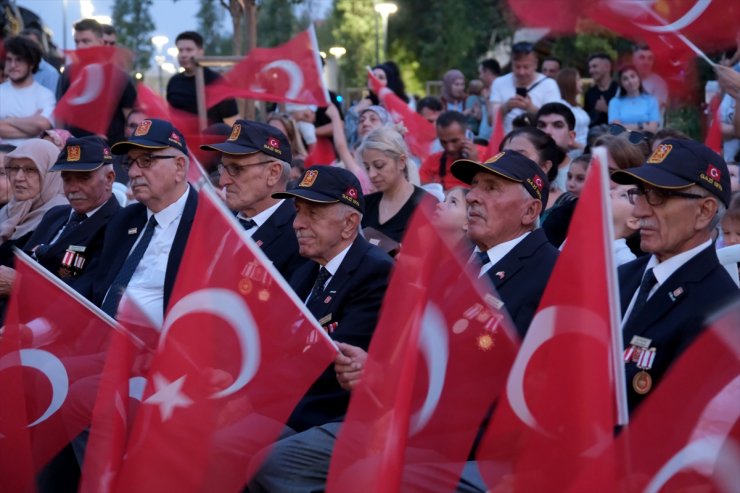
xmin=688 ymin=185 xmax=725 ymax=232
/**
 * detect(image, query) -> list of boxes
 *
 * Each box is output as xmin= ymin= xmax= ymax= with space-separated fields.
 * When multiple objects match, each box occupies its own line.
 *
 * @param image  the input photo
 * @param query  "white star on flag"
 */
xmin=144 ymin=373 xmax=194 ymax=421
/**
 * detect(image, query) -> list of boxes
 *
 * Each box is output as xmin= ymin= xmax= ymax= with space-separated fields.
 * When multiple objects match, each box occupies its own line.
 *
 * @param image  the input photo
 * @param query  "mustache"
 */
xmin=129 ymin=178 xmax=148 ymax=187
xmin=66 ymin=192 xmax=87 ymax=200
xmin=295 ymin=231 xmax=314 ymax=239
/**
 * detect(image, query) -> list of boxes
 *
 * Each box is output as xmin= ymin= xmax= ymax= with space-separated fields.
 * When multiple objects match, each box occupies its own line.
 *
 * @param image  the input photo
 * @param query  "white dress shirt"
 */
xmin=474 ymin=231 xmax=531 ymax=278
xmin=126 ymin=187 xmax=190 ymax=328
xmin=236 ymin=199 xmax=285 ymax=238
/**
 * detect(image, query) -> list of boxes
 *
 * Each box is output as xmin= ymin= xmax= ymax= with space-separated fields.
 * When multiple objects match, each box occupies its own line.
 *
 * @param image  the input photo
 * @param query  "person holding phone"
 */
xmin=490 ymin=42 xmax=562 ymax=134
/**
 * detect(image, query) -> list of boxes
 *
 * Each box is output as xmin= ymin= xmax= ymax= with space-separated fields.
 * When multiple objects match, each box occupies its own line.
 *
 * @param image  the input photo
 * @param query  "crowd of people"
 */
xmin=1 ymin=14 xmax=740 ymax=492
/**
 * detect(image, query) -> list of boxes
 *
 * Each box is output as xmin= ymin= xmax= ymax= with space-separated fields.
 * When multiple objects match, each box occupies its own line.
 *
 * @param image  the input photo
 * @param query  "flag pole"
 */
xmin=637 ymin=5 xmax=715 ymax=66
xmin=592 ymin=148 xmax=630 ymax=426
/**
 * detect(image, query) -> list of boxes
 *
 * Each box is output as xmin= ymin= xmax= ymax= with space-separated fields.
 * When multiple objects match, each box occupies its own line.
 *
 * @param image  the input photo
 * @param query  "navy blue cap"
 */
xmin=451 ymin=150 xmax=549 ymax=208
xmin=272 ymin=166 xmax=364 ymax=213
xmin=200 ymin=119 xmax=292 ymax=163
xmin=110 ymin=118 xmax=187 ymax=155
xmin=611 ymin=139 xmax=731 ymax=207
xmin=51 ymin=136 xmax=113 ymax=172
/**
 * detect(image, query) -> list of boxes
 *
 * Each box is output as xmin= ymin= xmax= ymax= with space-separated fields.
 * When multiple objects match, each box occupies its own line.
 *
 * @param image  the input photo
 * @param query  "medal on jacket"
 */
xmin=632 ymin=347 xmax=656 ymax=395
xmin=59 ymin=245 xmax=87 ymax=278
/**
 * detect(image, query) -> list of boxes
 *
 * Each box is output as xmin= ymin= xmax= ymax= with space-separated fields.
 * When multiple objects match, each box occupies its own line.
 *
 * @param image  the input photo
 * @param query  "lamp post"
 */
xmin=328 ymin=46 xmax=347 ymax=94
xmin=151 ymin=35 xmax=169 ymax=95
xmin=374 ymin=2 xmax=398 ymax=64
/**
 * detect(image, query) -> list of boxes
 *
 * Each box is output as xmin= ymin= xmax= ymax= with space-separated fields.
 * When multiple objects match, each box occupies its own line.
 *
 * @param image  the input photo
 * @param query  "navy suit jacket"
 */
xmin=250 ymin=199 xmax=309 ymax=280
xmin=619 ymin=246 xmax=739 ymax=412
xmin=287 ymin=235 xmax=393 ymax=432
xmin=24 ymin=196 xmax=121 ymax=292
xmin=88 ymin=187 xmax=198 ymax=315
xmin=485 ymin=228 xmax=559 ymax=338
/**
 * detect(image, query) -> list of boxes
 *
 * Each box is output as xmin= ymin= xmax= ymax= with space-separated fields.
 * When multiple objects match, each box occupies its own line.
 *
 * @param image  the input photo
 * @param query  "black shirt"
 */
xmin=584 ymin=80 xmax=618 ymax=127
xmin=166 ymin=67 xmax=238 ymax=124
xmin=362 ymin=186 xmax=428 ymax=243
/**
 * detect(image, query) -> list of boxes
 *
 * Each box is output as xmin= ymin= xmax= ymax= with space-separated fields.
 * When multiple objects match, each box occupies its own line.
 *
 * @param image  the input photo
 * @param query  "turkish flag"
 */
xmin=368 ymin=69 xmax=437 ymax=160
xmin=207 ymin=26 xmax=329 ymax=107
xmin=79 ymin=297 xmax=160 ymax=493
xmin=304 ymin=137 xmax=337 ymax=167
xmin=0 ymin=253 xmax=117 ymax=477
xmin=483 ymin=107 xmax=505 ymax=160
xmin=113 ymin=187 xmax=338 ymax=493
xmin=326 ymin=203 xmax=520 ymax=492
xmin=705 ymin=95 xmax=723 ymax=154
xmin=504 ymin=0 xmax=587 ymax=33
xmin=569 ymin=301 xmax=740 ymax=492
xmin=54 ymin=46 xmax=134 ymax=136
xmin=476 ymin=154 xmax=625 ymax=491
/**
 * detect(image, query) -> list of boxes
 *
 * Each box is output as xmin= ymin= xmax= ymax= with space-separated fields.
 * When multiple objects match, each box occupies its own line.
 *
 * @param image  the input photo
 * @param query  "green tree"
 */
xmin=257 ymin=0 xmax=301 ymax=47
xmin=112 ymin=0 xmax=156 ymax=72
xmin=197 ymin=0 xmax=232 ymax=55
xmin=324 ymin=0 xmax=377 ymax=89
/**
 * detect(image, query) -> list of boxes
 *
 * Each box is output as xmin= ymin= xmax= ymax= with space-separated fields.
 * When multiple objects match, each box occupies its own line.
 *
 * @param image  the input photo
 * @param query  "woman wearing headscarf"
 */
xmin=440 ymin=69 xmax=467 ymax=112
xmin=0 ymin=139 xmax=67 ymax=308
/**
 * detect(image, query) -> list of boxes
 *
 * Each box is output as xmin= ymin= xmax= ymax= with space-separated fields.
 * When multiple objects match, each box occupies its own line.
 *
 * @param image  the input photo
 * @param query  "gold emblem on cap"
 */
xmin=67 ymin=145 xmax=81 ymax=162
xmin=228 ymin=124 xmax=241 ymax=141
xmin=647 ymin=144 xmax=672 ymax=164
xmin=300 ymin=169 xmax=319 ymax=187
xmin=486 ymin=151 xmax=505 ymax=163
xmin=135 ymin=120 xmax=152 ymax=136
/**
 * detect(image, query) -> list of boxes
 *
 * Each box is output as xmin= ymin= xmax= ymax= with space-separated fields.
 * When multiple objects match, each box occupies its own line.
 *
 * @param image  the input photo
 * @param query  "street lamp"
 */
xmin=327 ymin=46 xmax=347 ymax=94
xmin=374 ymin=2 xmax=398 ymax=64
xmin=151 ymin=35 xmax=169 ymax=95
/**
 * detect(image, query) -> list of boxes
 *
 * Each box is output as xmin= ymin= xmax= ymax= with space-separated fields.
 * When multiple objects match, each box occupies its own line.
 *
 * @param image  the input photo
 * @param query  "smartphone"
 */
xmin=516 ymin=87 xmax=528 ymax=97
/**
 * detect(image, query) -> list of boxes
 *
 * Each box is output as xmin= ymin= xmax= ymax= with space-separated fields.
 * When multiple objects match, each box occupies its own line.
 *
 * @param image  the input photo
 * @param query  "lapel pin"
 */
xmin=495 ymin=271 xmax=505 ymax=280
xmin=324 ymin=295 xmax=332 ymax=304
xmin=127 ymin=228 xmax=138 ymax=235
xmin=668 ymin=287 xmax=684 ymax=301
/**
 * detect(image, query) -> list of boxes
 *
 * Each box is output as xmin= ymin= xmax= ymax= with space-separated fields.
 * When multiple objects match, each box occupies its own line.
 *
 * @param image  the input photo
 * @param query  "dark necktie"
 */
xmin=625 ymin=268 xmax=657 ymax=326
xmin=477 ymin=251 xmax=490 ymax=266
xmin=34 ymin=212 xmax=89 ymax=259
xmin=239 ymin=218 xmax=257 ymax=230
xmin=308 ymin=267 xmax=331 ymax=304
xmin=101 ymin=215 xmax=158 ymax=317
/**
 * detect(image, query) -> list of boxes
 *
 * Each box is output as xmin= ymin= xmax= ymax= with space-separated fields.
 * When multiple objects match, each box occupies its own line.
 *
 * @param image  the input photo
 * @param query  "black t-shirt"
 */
xmin=314 ymin=90 xmax=344 ymax=127
xmin=584 ymin=80 xmax=618 ymax=127
xmin=166 ymin=67 xmax=239 ymax=124
xmin=57 ymin=67 xmax=137 ymax=145
xmin=362 ymin=186 xmax=428 ymax=243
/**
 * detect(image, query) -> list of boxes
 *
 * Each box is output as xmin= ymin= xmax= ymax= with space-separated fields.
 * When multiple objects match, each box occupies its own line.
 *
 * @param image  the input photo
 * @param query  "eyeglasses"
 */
xmin=122 ymin=154 xmax=176 ymax=170
xmin=218 ymin=159 xmax=274 ymax=177
xmin=627 ymin=187 xmax=707 ymax=206
xmin=608 ymin=123 xmax=647 ymax=145
xmin=5 ymin=165 xmax=39 ymax=176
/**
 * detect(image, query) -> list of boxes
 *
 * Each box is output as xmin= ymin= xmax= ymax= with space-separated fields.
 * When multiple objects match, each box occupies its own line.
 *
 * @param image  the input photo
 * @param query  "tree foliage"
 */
xmin=197 ymin=0 xmax=232 ymax=55
xmin=257 ymin=0 xmax=307 ymax=47
xmin=112 ymin=0 xmax=156 ymax=72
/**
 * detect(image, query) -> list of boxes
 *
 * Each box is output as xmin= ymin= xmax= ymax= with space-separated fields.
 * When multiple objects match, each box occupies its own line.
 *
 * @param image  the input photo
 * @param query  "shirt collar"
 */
xmin=646 ymin=239 xmax=712 ymax=286
xmin=147 ymin=185 xmax=190 ymax=229
xmin=478 ymin=231 xmax=531 ymax=269
xmin=323 ymin=242 xmax=353 ymax=277
xmin=237 ymin=199 xmax=284 ymax=229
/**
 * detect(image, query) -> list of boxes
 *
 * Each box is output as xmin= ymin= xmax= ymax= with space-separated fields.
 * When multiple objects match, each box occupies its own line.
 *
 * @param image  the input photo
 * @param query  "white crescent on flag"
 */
xmin=254 ymin=60 xmax=305 ymax=100
xmin=160 ymin=288 xmax=261 ymax=399
xmin=506 ymin=305 xmax=607 ymax=436
xmin=67 ymin=63 xmax=105 ymax=106
xmin=0 ymin=349 xmax=69 ymax=427
xmin=409 ymin=302 xmax=449 ymax=436
xmin=606 ymin=0 xmax=711 ymax=32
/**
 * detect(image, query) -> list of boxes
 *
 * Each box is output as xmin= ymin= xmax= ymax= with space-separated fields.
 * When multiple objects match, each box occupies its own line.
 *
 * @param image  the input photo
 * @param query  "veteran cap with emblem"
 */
xmin=51 ymin=136 xmax=113 ymax=172
xmin=200 ymin=119 xmax=292 ymax=163
xmin=110 ymin=118 xmax=187 ymax=155
xmin=450 ymin=150 xmax=549 ymax=209
xmin=272 ymin=165 xmax=364 ymax=213
xmin=611 ymin=138 xmax=731 ymax=207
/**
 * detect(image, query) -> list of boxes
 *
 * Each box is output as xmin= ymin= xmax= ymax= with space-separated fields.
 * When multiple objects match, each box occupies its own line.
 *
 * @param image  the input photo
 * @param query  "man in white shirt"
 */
xmin=632 ymin=44 xmax=669 ymax=110
xmin=0 ymin=36 xmax=55 ymax=145
xmin=450 ymin=150 xmax=559 ymax=337
xmin=490 ymin=42 xmax=561 ymax=134
xmin=201 ymin=119 xmax=308 ymax=279
xmin=94 ymin=118 xmax=198 ymax=327
xmin=612 ymin=139 xmax=739 ymax=411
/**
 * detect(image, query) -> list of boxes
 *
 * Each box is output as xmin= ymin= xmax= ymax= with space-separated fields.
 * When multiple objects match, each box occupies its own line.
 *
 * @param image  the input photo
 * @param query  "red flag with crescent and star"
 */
xmin=326 ymin=202 xmax=520 ymax=493
xmin=0 ymin=252 xmax=119 ymax=480
xmin=367 ymin=68 xmax=437 ymax=160
xmin=568 ymin=301 xmax=740 ymax=492
xmin=112 ymin=186 xmax=337 ymax=493
xmin=206 ymin=26 xmax=329 ymax=107
xmin=54 ymin=45 xmax=134 ymax=136
xmin=476 ymin=152 xmax=626 ymax=491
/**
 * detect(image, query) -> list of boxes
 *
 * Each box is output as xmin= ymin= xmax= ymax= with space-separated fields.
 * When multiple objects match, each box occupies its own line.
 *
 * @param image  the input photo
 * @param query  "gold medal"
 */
xmin=632 ymin=370 xmax=652 ymax=395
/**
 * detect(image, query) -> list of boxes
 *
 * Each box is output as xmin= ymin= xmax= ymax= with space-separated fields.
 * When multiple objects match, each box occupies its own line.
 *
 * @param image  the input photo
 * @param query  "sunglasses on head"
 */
xmin=608 ymin=123 xmax=647 ymax=145
xmin=511 ymin=42 xmax=535 ymax=54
